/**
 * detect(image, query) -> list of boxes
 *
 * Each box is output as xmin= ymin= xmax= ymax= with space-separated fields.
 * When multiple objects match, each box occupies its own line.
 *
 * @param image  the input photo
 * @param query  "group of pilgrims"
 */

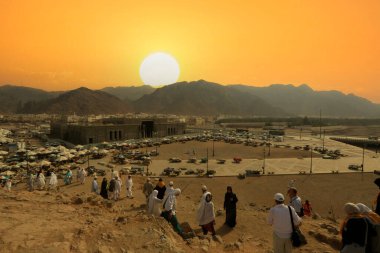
xmin=91 ymin=169 xmax=134 ymax=201
xmin=144 ymin=177 xmax=238 ymax=238
xmin=15 ymin=167 xmax=380 ymax=252
xmin=27 ymin=169 xmax=58 ymax=191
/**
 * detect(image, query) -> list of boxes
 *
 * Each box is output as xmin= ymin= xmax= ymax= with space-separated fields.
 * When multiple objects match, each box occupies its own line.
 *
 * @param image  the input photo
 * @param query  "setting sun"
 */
xmin=139 ymin=52 xmax=180 ymax=87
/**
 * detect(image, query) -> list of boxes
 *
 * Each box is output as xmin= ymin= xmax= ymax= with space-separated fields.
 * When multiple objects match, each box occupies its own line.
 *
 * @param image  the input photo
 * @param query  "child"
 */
xmin=5 ymin=178 xmax=12 ymax=192
xmin=303 ymin=200 xmax=312 ymax=216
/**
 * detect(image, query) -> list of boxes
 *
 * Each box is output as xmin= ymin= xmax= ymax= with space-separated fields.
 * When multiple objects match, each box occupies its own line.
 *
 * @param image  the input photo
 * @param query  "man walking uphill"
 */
xmin=268 ymin=193 xmax=302 ymax=253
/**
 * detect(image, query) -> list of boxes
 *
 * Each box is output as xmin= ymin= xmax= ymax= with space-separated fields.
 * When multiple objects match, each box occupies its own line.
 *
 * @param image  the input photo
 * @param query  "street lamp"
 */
xmin=212 ymin=123 xmax=215 ymax=157
xmin=322 ymin=130 xmax=326 ymax=152
xmin=206 ymin=148 xmax=209 ymax=175
xmin=262 ymin=143 xmax=266 ymax=174
xmin=362 ymin=144 xmax=366 ymax=172
xmin=310 ymin=146 xmax=313 ymax=174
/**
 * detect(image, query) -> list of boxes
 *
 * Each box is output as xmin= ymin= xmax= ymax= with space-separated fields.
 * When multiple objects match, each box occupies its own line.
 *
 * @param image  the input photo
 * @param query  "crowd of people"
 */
xmin=3 ymin=166 xmax=380 ymax=253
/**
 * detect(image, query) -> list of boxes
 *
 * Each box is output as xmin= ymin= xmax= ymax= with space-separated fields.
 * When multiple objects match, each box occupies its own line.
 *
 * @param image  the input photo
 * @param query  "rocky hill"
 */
xmin=18 ymin=87 xmax=130 ymax=115
xmin=100 ymin=85 xmax=155 ymax=101
xmin=231 ymin=84 xmax=380 ymax=117
xmin=133 ymin=80 xmax=285 ymax=116
xmin=0 ymin=174 xmax=353 ymax=253
xmin=2 ymin=81 xmax=380 ymax=117
xmin=0 ymin=85 xmax=61 ymax=113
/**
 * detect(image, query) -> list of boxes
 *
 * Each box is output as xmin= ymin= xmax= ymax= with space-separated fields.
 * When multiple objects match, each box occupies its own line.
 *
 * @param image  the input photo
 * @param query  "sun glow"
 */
xmin=139 ymin=52 xmax=180 ymax=87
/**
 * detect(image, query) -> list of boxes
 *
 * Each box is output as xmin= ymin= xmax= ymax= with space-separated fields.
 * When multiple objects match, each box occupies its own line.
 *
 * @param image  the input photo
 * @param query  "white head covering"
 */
xmin=344 ymin=202 xmax=360 ymax=215
xmin=197 ymin=192 xmax=215 ymax=225
xmin=197 ymin=190 xmax=211 ymax=224
xmin=148 ymin=190 xmax=159 ymax=214
xmin=356 ymin=203 xmax=371 ymax=214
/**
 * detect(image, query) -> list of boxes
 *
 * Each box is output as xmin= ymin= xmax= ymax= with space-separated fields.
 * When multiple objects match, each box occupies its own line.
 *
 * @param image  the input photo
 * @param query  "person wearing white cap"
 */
xmin=267 ymin=193 xmax=302 ymax=253
xmin=197 ymin=185 xmax=211 ymax=225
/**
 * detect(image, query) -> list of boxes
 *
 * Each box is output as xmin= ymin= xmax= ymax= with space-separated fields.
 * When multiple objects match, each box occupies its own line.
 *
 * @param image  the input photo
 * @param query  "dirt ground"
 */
xmin=1 ymin=172 xmax=378 ymax=253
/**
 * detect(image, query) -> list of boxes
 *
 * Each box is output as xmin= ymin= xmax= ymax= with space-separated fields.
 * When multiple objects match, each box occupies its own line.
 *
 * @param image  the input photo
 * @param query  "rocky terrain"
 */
xmin=1 ymin=173 xmax=377 ymax=253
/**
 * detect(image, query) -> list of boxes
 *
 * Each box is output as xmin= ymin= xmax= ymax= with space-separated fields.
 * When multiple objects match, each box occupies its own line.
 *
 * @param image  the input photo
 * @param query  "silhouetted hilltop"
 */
xmin=100 ymin=85 xmax=155 ymax=101
xmin=1 ymin=82 xmax=380 ymax=117
xmin=19 ymin=87 xmax=131 ymax=115
xmin=231 ymin=84 xmax=380 ymax=117
xmin=133 ymin=80 xmax=285 ymax=116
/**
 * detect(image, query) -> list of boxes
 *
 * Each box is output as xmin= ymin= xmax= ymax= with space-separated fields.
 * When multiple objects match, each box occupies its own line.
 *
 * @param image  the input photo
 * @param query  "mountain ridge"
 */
xmin=1 ymin=81 xmax=380 ymax=117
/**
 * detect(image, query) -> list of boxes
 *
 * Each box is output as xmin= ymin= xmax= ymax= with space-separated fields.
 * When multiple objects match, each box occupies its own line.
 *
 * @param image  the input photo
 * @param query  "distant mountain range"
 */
xmin=1 ymin=81 xmax=380 ymax=117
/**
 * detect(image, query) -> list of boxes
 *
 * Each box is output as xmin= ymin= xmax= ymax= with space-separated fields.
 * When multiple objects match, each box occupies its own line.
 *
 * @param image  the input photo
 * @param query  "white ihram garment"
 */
xmin=148 ymin=190 xmax=163 ymax=216
xmin=126 ymin=178 xmax=133 ymax=198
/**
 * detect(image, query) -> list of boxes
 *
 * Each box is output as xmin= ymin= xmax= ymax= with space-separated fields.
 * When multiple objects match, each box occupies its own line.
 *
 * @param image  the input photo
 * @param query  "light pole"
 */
xmin=212 ymin=123 xmax=215 ymax=157
xmin=262 ymin=143 xmax=266 ymax=174
xmin=268 ymin=134 xmax=271 ymax=156
xmin=310 ymin=146 xmax=313 ymax=174
xmin=319 ymin=109 xmax=322 ymax=139
xmin=322 ymin=130 xmax=326 ymax=152
xmin=206 ymin=148 xmax=209 ymax=175
xmin=362 ymin=144 xmax=365 ymax=172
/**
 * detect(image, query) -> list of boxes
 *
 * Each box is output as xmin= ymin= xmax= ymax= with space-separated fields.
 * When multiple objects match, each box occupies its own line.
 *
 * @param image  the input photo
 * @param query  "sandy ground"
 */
xmin=1 ymin=125 xmax=380 ymax=252
xmin=2 ymin=172 xmax=378 ymax=253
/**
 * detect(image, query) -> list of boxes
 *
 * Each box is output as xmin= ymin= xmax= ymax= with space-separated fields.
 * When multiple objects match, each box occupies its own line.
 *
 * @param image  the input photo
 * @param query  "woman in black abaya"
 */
xmin=224 ymin=186 xmax=238 ymax=227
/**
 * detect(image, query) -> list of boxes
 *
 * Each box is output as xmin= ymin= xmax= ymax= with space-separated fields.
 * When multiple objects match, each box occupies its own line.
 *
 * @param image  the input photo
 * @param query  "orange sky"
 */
xmin=1 ymin=0 xmax=380 ymax=102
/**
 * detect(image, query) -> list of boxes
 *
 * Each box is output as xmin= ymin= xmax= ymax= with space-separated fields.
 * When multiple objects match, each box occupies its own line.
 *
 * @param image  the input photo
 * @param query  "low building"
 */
xmin=50 ymin=117 xmax=186 ymax=144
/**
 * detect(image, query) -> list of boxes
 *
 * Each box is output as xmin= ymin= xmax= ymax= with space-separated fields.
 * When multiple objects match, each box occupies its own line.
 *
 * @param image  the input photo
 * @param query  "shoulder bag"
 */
xmin=288 ymin=206 xmax=307 ymax=247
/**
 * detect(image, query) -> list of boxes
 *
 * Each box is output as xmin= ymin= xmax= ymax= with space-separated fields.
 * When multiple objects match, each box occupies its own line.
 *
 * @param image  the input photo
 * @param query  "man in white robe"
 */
xmin=198 ymin=193 xmax=216 ymax=235
xmin=148 ymin=190 xmax=163 ymax=216
xmin=38 ymin=171 xmax=46 ymax=190
xmin=126 ymin=175 xmax=133 ymax=198
xmin=197 ymin=185 xmax=211 ymax=224
xmin=91 ymin=177 xmax=98 ymax=193
xmin=114 ymin=176 xmax=122 ymax=200
xmin=49 ymin=172 xmax=58 ymax=190
xmin=79 ymin=168 xmax=87 ymax=184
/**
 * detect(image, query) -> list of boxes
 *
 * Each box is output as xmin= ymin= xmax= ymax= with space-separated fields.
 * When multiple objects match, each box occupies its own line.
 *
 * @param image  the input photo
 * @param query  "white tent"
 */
xmin=40 ymin=160 xmax=51 ymax=167
xmin=0 ymin=150 xmax=8 ymax=156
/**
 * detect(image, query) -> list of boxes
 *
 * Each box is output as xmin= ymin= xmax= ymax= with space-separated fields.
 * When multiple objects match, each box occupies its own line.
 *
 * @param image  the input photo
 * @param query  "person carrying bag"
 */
xmin=288 ymin=206 xmax=307 ymax=247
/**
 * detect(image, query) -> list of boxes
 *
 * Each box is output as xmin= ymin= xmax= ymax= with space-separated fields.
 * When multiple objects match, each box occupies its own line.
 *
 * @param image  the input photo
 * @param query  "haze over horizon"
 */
xmin=1 ymin=1 xmax=379 ymax=102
